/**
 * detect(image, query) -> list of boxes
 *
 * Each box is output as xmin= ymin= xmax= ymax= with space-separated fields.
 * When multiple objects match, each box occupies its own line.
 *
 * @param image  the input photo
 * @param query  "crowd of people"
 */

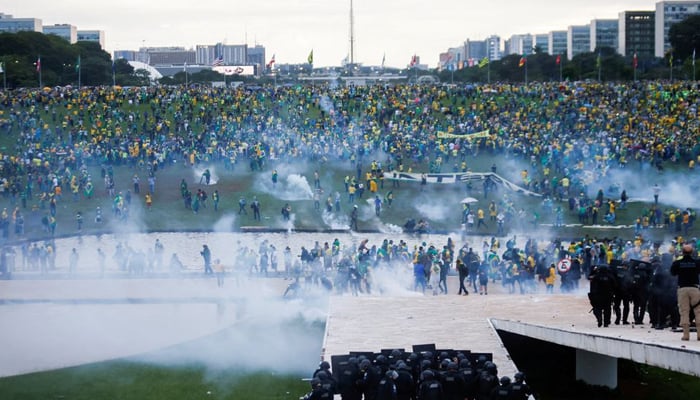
xmin=302 ymin=351 xmax=532 ymax=400
xmin=0 ymin=81 xmax=699 ymax=239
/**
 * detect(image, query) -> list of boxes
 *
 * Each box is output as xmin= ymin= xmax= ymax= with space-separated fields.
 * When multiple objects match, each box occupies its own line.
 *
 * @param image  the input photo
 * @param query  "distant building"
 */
xmin=549 ymin=30 xmax=568 ymax=58
xmin=619 ymin=10 xmax=655 ymax=57
xmin=655 ymin=1 xmax=700 ymax=57
xmin=137 ymin=47 xmax=195 ymax=66
xmin=43 ymin=24 xmax=77 ymax=43
xmin=247 ymin=44 xmax=266 ymax=67
xmin=196 ymin=43 xmax=247 ymax=65
xmin=568 ymin=25 xmax=591 ymax=60
xmin=590 ymin=19 xmax=619 ymax=52
xmin=506 ymin=34 xmax=534 ymax=56
xmin=465 ymin=39 xmax=487 ymax=60
xmin=77 ymin=30 xmax=105 ymax=49
xmin=534 ymin=34 xmax=550 ymax=54
xmin=486 ymin=35 xmax=501 ymax=60
xmin=0 ymin=13 xmax=42 ymax=33
xmin=113 ymin=50 xmax=138 ymax=62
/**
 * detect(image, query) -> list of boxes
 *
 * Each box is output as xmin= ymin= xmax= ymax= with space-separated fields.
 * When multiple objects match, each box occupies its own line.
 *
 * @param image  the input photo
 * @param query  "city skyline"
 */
xmin=0 ymin=0 xmax=664 ymax=67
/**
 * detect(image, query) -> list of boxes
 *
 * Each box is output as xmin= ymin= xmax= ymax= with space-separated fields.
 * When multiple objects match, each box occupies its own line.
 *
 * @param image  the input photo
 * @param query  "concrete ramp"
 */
xmin=323 ymin=290 xmax=700 ymax=387
xmin=323 ymin=295 xmax=519 ymax=378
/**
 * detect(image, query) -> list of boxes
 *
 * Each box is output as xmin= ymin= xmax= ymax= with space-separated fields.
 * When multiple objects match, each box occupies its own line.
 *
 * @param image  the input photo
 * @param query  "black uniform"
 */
xmin=630 ymin=260 xmax=653 ymax=324
xmin=588 ymin=265 xmax=617 ymax=327
xmin=612 ymin=260 xmax=632 ymax=325
xmin=440 ymin=365 xmax=466 ymax=400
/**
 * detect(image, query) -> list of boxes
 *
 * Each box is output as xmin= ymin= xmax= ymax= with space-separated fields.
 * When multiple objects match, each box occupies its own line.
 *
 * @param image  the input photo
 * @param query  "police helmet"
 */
xmin=459 ymin=359 xmax=472 ymax=369
xmin=447 ymin=362 xmax=458 ymax=371
xmin=386 ymin=370 xmax=399 ymax=380
xmin=360 ymin=359 xmax=372 ymax=370
xmin=421 ymin=359 xmax=432 ymax=370
xmin=514 ymin=371 xmax=526 ymax=382
xmin=485 ymin=361 xmax=498 ymax=374
xmin=500 ymin=376 xmax=512 ymax=386
xmin=320 ymin=361 xmax=331 ymax=370
xmin=421 ymin=370 xmax=435 ymax=380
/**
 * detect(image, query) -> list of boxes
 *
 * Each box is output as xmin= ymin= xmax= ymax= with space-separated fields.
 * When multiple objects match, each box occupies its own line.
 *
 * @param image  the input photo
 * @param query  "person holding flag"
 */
xmin=76 ymin=55 xmax=81 ymax=88
xmin=36 ymin=56 xmax=42 ymax=88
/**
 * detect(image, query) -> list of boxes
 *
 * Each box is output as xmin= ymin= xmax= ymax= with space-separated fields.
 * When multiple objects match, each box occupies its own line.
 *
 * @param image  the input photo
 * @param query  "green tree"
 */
xmin=669 ymin=15 xmax=700 ymax=60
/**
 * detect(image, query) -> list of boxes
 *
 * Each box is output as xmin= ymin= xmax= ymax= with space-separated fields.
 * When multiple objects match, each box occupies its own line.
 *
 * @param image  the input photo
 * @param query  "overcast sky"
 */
xmin=1 ymin=0 xmax=657 ymax=67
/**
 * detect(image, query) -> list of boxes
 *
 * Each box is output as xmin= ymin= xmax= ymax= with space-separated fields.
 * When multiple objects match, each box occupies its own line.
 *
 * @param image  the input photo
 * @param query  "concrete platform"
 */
xmin=322 ymin=278 xmax=700 ymax=385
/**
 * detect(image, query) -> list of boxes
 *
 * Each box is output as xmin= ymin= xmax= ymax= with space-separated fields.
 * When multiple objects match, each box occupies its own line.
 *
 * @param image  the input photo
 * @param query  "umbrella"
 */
xmin=460 ymin=197 xmax=478 ymax=204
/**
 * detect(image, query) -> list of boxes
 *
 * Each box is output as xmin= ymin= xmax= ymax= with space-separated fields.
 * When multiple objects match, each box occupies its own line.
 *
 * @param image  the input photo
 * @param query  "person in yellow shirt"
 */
xmin=477 ymin=209 xmax=488 ymax=229
xmin=545 ymin=263 xmax=556 ymax=293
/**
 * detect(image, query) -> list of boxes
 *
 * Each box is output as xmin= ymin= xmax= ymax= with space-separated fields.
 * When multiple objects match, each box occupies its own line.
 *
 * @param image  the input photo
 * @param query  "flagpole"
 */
xmin=559 ymin=56 xmax=562 ymax=82
xmin=693 ymin=49 xmax=696 ymax=81
xmin=525 ymin=58 xmax=528 ymax=85
xmin=487 ymin=59 xmax=490 ymax=84
xmin=38 ymin=55 xmax=42 ymax=88
xmin=78 ymin=58 xmax=81 ymax=89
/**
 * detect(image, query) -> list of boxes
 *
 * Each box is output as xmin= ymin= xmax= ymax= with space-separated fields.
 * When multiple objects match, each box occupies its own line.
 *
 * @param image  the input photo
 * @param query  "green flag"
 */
xmin=669 ymin=54 xmax=673 ymax=67
xmin=307 ymin=49 xmax=313 ymax=65
xmin=75 ymin=55 xmax=80 ymax=72
xmin=478 ymin=57 xmax=489 ymax=68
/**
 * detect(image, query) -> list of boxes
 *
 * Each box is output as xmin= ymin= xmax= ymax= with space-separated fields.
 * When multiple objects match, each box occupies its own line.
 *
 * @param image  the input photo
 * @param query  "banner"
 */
xmin=437 ymin=129 xmax=490 ymax=139
xmin=385 ymin=171 xmax=542 ymax=197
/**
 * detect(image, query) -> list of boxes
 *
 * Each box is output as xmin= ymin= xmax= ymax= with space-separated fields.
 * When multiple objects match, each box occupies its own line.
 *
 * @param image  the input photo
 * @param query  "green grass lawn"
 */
xmin=0 ymin=362 xmax=309 ymax=400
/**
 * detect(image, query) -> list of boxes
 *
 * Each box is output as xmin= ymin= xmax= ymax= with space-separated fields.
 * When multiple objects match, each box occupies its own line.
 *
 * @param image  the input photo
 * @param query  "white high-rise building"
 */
xmin=43 ymin=24 xmax=77 ymax=43
xmin=590 ymin=19 xmax=619 ymax=52
xmin=0 ymin=13 xmax=42 ymax=33
xmin=568 ymin=25 xmax=591 ymax=60
xmin=77 ymin=30 xmax=105 ymax=49
xmin=486 ymin=35 xmax=501 ymax=60
xmin=655 ymin=1 xmax=700 ymax=57
xmin=549 ymin=30 xmax=568 ymax=58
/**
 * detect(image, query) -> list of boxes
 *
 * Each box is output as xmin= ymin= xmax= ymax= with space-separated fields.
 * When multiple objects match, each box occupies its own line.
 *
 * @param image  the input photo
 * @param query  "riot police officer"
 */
xmin=509 ymin=371 xmax=533 ymax=400
xmin=376 ymin=370 xmax=398 ymax=400
xmin=440 ymin=361 xmax=466 ymax=400
xmin=418 ymin=370 xmax=443 ymax=400
xmin=611 ymin=259 xmax=632 ymax=325
xmin=630 ymin=259 xmax=653 ymax=325
xmin=588 ymin=264 xmax=617 ymax=327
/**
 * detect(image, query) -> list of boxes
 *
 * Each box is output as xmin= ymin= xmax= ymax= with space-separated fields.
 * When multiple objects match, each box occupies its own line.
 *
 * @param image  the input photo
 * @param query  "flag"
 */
xmin=409 ymin=54 xmax=417 ymax=67
xmin=555 ymin=54 xmax=561 ymax=66
xmin=468 ymin=58 xmax=475 ymax=67
xmin=478 ymin=57 xmax=489 ymax=68
xmin=633 ymin=52 xmax=638 ymax=69
xmin=381 ymin=53 xmax=385 ymax=69
xmin=518 ymin=56 xmax=526 ymax=67
xmin=75 ymin=55 xmax=80 ymax=72
xmin=0 ymin=62 xmax=4 ymax=74
xmin=183 ymin=61 xmax=188 ymax=72
xmin=267 ymin=54 xmax=275 ymax=69
xmin=36 ymin=56 xmax=41 ymax=73
xmin=307 ymin=49 xmax=314 ymax=65
xmin=213 ymin=54 xmax=224 ymax=66
xmin=669 ymin=53 xmax=673 ymax=67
